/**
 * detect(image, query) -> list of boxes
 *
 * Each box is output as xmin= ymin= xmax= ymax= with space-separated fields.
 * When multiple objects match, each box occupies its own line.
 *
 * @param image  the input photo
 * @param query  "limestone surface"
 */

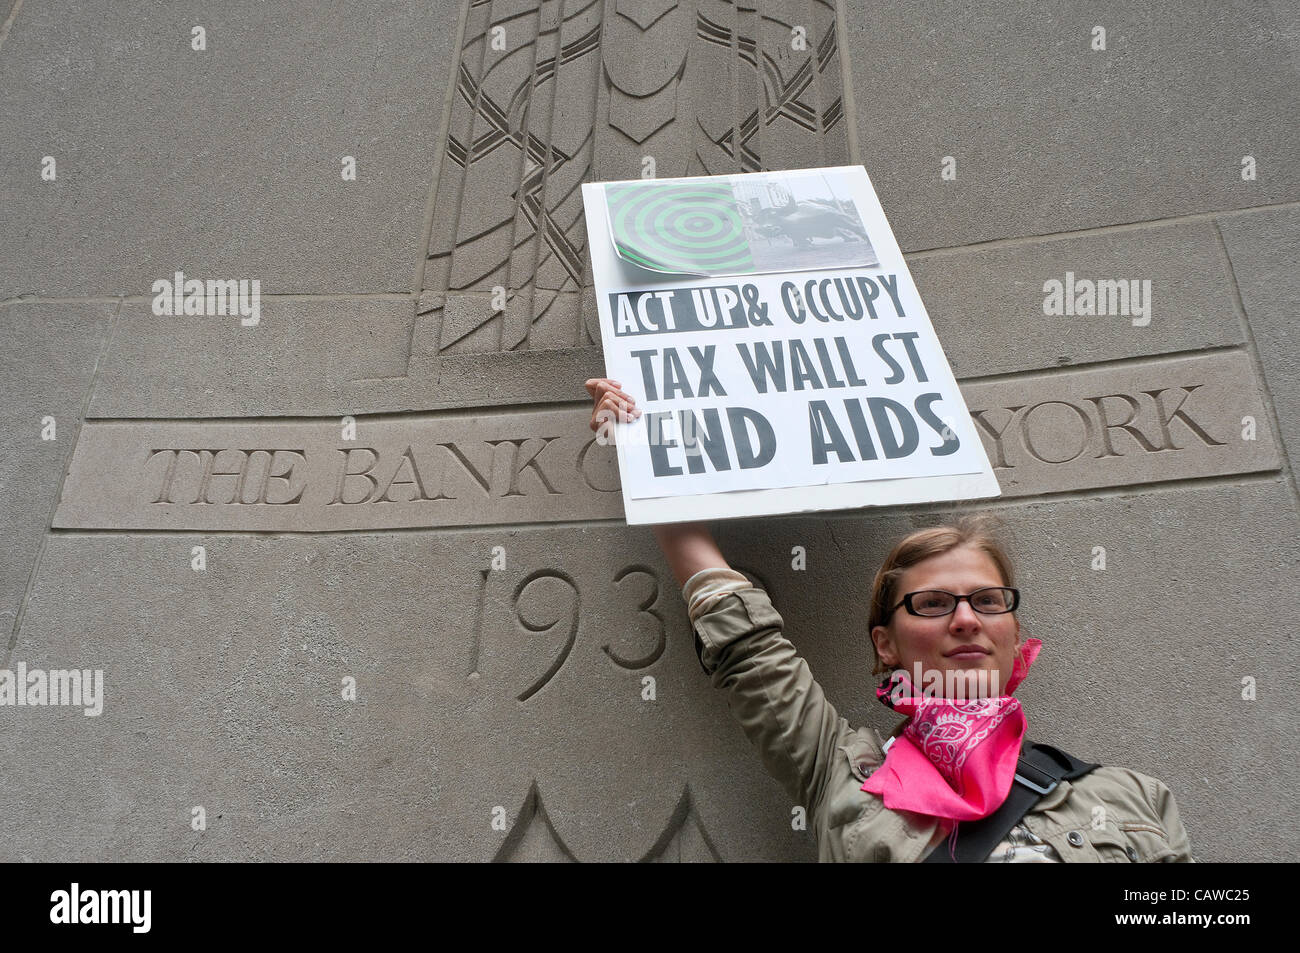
xmin=0 ymin=0 xmax=1295 ymax=862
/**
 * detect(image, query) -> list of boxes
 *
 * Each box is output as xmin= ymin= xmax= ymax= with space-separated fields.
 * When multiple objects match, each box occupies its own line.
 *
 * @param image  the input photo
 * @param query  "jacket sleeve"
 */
xmin=1144 ymin=774 xmax=1195 ymax=862
xmin=683 ymin=569 xmax=850 ymax=814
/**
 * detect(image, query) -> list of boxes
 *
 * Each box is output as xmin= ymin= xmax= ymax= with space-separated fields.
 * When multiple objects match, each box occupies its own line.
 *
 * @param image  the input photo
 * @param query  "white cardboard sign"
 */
xmin=581 ymin=165 xmax=1000 ymax=525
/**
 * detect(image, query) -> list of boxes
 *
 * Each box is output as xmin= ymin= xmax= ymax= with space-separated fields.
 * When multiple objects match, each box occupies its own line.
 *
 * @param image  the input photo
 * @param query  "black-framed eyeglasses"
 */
xmin=887 ymin=587 xmax=1020 ymax=619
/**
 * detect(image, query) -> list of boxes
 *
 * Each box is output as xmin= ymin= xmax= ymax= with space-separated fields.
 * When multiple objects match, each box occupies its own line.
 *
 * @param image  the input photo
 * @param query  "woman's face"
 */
xmin=870 ymin=544 xmax=1021 ymax=698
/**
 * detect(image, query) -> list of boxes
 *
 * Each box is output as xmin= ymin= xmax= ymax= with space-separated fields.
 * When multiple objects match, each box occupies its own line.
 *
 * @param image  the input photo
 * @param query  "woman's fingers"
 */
xmin=592 ymin=393 xmax=640 ymax=425
xmin=605 ymin=394 xmax=641 ymax=419
xmin=584 ymin=377 xmax=624 ymax=400
xmin=584 ymin=377 xmax=638 ymax=407
xmin=585 ymin=378 xmax=641 ymax=432
xmin=590 ymin=393 xmax=642 ymax=434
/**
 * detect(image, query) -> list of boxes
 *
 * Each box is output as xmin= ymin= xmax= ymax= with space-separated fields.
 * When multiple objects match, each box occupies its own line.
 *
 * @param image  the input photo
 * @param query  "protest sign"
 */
xmin=581 ymin=166 xmax=1000 ymax=525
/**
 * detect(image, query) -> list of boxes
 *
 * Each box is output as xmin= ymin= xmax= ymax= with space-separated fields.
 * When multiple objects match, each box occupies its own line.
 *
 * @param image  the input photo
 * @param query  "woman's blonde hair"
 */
xmin=867 ymin=514 xmax=1017 ymax=675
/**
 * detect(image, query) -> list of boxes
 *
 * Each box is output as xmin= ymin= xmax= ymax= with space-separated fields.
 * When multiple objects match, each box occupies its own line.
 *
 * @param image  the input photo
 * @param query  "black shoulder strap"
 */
xmin=922 ymin=741 xmax=1099 ymax=863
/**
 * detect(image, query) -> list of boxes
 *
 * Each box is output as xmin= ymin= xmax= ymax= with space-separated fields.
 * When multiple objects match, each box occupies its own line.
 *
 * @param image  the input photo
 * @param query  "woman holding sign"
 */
xmin=585 ymin=377 xmax=1194 ymax=863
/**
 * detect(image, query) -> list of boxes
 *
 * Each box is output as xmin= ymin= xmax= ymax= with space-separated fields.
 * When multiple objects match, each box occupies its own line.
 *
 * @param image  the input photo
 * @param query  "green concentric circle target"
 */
xmin=607 ymin=182 xmax=753 ymax=275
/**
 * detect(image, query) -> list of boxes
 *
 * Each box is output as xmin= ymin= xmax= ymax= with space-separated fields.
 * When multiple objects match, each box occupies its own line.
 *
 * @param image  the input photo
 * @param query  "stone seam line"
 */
xmin=33 ymin=473 xmax=1292 ymax=540
xmin=3 ymin=201 xmax=1297 ymax=309
xmin=3 ymin=296 xmax=121 ymax=667
xmin=0 ymin=0 xmax=23 ymax=57
xmin=1212 ymin=217 xmax=1300 ymax=512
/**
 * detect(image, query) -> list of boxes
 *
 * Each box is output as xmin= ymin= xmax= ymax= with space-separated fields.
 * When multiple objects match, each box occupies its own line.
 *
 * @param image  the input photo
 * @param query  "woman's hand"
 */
xmin=584 ymin=377 xmax=642 ymax=443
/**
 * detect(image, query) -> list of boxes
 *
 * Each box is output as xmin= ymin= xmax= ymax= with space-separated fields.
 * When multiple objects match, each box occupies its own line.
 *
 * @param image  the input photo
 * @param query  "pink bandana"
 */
xmin=861 ymin=639 xmax=1042 ymax=822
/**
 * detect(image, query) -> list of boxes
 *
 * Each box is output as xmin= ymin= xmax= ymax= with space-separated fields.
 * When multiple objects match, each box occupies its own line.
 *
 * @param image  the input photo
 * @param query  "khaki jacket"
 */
xmin=689 ymin=584 xmax=1195 ymax=863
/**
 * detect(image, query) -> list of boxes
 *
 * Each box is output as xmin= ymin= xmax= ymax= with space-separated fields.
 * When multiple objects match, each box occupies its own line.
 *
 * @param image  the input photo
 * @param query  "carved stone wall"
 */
xmin=0 ymin=0 xmax=1297 ymax=861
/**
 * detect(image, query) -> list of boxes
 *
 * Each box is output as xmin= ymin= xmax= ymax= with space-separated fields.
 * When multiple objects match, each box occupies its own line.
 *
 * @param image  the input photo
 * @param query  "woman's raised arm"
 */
xmin=584 ymin=377 xmax=734 ymax=583
xmin=583 ymin=378 xmax=853 ymax=813
xmin=651 ymin=520 xmax=731 ymax=586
